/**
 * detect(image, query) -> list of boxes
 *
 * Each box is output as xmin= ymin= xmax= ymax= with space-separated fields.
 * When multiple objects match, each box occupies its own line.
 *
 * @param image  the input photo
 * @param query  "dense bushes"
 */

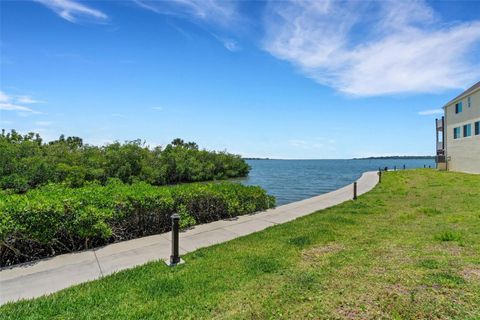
xmin=0 ymin=130 xmax=250 ymax=192
xmin=0 ymin=180 xmax=275 ymax=266
xmin=0 ymin=130 xmax=262 ymax=267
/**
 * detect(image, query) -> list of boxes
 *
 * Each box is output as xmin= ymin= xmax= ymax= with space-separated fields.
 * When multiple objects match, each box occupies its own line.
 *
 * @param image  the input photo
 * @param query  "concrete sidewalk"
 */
xmin=0 ymin=171 xmax=379 ymax=305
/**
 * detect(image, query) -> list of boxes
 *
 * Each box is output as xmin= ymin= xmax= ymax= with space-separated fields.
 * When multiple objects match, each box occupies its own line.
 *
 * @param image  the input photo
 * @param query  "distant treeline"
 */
xmin=0 ymin=130 xmax=250 ymax=193
xmin=243 ymin=157 xmax=272 ymax=160
xmin=353 ymin=156 xmax=435 ymax=160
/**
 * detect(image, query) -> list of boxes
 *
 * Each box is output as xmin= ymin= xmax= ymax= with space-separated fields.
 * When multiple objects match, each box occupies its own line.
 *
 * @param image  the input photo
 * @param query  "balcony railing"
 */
xmin=436 ymin=117 xmax=445 ymax=158
xmin=436 ymin=141 xmax=444 ymax=152
xmin=436 ymin=118 xmax=444 ymax=130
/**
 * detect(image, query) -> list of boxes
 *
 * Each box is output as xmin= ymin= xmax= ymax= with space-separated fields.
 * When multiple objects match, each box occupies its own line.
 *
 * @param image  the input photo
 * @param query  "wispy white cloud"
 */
xmin=0 ymin=91 xmax=43 ymax=114
xmin=418 ymin=109 xmax=443 ymax=116
xmin=16 ymin=95 xmax=43 ymax=104
xmin=223 ymin=39 xmax=239 ymax=52
xmin=0 ymin=91 xmax=9 ymax=103
xmin=212 ymin=34 xmax=240 ymax=52
xmin=151 ymin=107 xmax=163 ymax=111
xmin=133 ymin=0 xmax=236 ymax=25
xmin=34 ymin=0 xmax=108 ymax=23
xmin=134 ymin=0 xmax=240 ymax=51
xmin=263 ymin=0 xmax=480 ymax=96
xmin=0 ymin=103 xmax=34 ymax=112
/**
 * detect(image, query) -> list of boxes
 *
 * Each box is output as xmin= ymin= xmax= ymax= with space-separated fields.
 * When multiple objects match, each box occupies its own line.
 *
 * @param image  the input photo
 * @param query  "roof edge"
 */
xmin=443 ymin=81 xmax=480 ymax=108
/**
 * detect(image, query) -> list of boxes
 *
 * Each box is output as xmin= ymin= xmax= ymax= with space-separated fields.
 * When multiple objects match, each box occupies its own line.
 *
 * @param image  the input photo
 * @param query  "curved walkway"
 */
xmin=0 ymin=171 xmax=379 ymax=305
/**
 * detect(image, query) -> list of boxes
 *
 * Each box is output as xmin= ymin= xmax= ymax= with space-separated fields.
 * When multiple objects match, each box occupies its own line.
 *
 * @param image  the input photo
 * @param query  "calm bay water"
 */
xmin=240 ymin=159 xmax=435 ymax=205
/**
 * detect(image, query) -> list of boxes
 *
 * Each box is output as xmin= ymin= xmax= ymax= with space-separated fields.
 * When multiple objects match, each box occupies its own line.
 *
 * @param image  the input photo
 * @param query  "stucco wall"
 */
xmin=445 ymin=89 xmax=480 ymax=174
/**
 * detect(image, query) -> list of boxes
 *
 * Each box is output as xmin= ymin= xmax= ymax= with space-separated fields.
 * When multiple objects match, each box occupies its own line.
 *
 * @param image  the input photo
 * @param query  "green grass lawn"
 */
xmin=2 ymin=170 xmax=480 ymax=319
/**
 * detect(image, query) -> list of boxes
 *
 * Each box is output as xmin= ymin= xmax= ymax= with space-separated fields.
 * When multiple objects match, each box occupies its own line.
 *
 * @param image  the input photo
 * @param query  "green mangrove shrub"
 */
xmin=0 ymin=181 xmax=275 ymax=267
xmin=0 ymin=130 xmax=250 ymax=192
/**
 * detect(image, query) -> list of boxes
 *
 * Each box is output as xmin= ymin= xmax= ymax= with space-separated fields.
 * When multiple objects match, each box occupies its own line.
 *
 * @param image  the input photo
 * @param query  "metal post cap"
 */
xmin=171 ymin=213 xmax=181 ymax=220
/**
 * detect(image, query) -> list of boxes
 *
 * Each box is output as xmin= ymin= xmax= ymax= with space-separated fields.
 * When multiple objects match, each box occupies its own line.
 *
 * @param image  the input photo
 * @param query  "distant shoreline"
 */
xmin=352 ymin=156 xmax=435 ymax=160
xmin=244 ymin=156 xmax=435 ymax=161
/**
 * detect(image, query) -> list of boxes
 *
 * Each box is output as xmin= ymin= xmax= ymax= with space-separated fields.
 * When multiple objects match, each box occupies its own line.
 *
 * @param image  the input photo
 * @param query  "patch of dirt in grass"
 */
xmin=335 ymin=305 xmax=370 ymax=319
xmin=385 ymin=283 xmax=411 ymax=296
xmin=331 ymin=283 xmax=468 ymax=320
xmin=370 ymin=246 xmax=413 ymax=276
xmin=427 ymin=243 xmax=467 ymax=256
xmin=461 ymin=267 xmax=480 ymax=282
xmin=380 ymin=246 xmax=411 ymax=261
xmin=332 ymin=286 xmax=394 ymax=320
xmin=301 ymin=243 xmax=344 ymax=263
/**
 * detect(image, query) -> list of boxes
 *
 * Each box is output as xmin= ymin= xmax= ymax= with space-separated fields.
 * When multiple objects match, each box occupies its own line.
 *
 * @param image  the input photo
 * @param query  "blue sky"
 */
xmin=1 ymin=0 xmax=480 ymax=159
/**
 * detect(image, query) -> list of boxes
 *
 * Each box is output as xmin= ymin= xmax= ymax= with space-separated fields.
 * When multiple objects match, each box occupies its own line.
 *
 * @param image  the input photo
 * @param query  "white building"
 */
xmin=436 ymin=81 xmax=480 ymax=174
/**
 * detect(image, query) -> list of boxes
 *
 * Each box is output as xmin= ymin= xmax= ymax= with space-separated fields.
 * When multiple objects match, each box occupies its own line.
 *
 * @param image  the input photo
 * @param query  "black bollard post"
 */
xmin=169 ymin=213 xmax=181 ymax=266
xmin=353 ymin=182 xmax=357 ymax=200
xmin=424 ymin=164 xmax=426 ymax=168
xmin=378 ymin=170 xmax=382 ymax=183
xmin=403 ymin=164 xmax=406 ymax=170
xmin=394 ymin=166 xmax=396 ymax=171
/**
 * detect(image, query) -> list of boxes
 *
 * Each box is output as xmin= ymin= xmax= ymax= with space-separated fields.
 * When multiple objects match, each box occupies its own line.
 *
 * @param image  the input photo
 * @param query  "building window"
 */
xmin=455 ymin=101 xmax=463 ymax=113
xmin=463 ymin=124 xmax=472 ymax=137
xmin=475 ymin=121 xmax=480 ymax=135
xmin=454 ymin=127 xmax=461 ymax=139
xmin=468 ymin=96 xmax=471 ymax=108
